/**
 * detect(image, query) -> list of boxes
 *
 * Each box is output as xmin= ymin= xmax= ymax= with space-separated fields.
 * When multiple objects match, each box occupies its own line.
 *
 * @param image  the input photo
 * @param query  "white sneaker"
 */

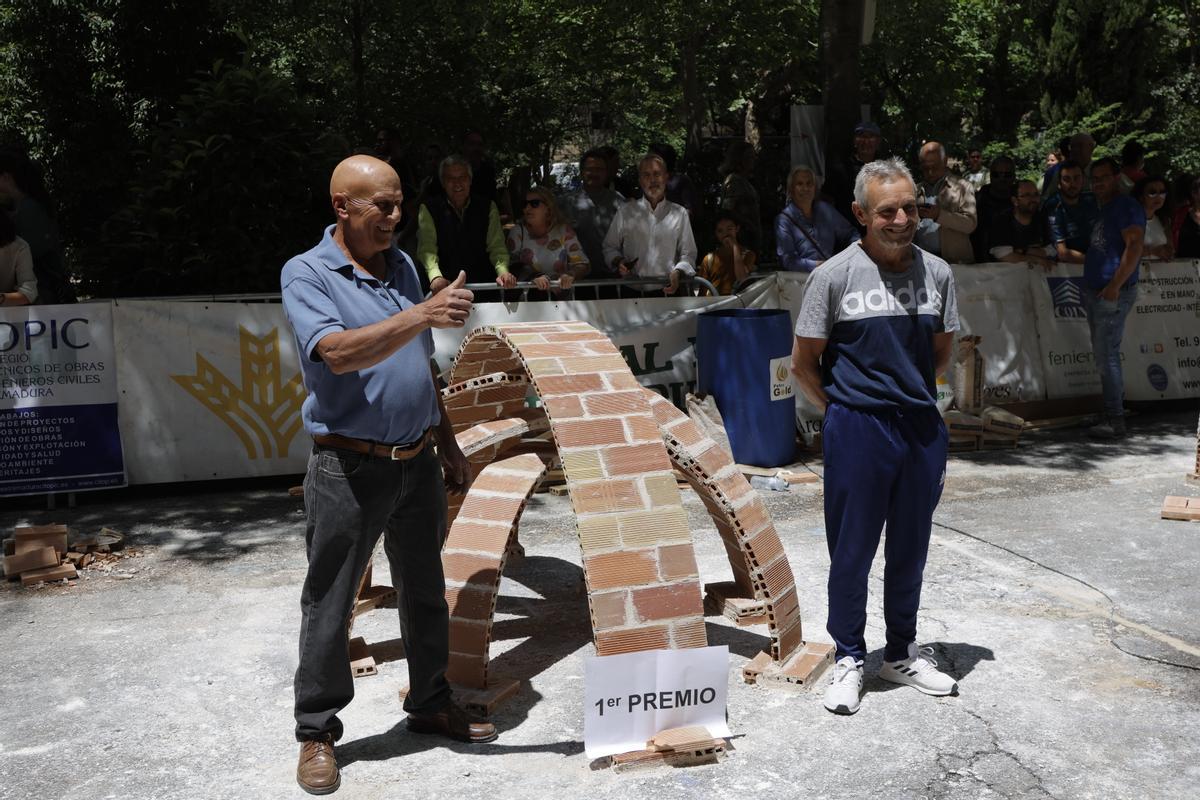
xmin=823 ymin=656 xmax=864 ymax=715
xmin=879 ymin=643 xmax=958 ymax=696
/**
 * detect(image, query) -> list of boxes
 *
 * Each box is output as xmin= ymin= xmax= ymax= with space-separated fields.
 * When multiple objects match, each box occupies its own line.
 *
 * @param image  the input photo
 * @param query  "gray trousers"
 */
xmin=294 ymin=443 xmax=450 ymax=741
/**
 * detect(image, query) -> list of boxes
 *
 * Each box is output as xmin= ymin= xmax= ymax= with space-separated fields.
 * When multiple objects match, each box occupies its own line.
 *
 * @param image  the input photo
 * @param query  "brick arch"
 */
xmin=639 ymin=389 xmax=804 ymax=662
xmin=447 ymin=322 xmax=707 ymax=656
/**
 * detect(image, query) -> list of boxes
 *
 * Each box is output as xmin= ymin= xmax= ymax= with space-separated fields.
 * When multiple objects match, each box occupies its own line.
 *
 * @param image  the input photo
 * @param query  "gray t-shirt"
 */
xmin=795 ymin=242 xmax=958 ymax=410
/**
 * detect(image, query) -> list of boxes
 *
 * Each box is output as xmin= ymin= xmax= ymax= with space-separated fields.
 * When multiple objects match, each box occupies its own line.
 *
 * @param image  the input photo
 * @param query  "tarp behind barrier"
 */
xmin=112 ymin=279 xmax=781 ymax=485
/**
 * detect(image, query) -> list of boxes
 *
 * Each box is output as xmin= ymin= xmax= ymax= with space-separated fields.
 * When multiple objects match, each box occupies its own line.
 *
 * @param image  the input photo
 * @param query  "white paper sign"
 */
xmin=583 ymin=645 xmax=731 ymax=759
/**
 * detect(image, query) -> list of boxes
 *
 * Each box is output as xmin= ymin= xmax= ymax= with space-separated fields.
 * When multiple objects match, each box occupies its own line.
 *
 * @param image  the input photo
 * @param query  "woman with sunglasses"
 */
xmin=1132 ymin=175 xmax=1173 ymax=260
xmin=505 ymin=186 xmax=588 ymax=299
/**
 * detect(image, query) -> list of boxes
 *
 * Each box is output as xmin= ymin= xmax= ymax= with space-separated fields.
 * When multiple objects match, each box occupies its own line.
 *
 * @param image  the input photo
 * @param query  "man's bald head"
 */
xmin=329 ymin=155 xmax=401 ymax=202
xmin=918 ymin=141 xmax=947 ymax=182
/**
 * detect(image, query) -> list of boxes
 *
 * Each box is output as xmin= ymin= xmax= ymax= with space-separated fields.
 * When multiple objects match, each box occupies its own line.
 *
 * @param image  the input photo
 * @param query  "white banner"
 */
xmin=584 ymin=645 xmax=731 ymax=759
xmin=112 ymin=300 xmax=310 ymax=483
xmin=0 ymin=302 xmax=125 ymax=495
xmin=1033 ymin=259 xmax=1200 ymax=401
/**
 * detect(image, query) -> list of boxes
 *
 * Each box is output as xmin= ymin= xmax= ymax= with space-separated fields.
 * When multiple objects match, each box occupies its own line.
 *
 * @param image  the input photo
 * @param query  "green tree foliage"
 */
xmin=0 ymin=0 xmax=1197 ymax=296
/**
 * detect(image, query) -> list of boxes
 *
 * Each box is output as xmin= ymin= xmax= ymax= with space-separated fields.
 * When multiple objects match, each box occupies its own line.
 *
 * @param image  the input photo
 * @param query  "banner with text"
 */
xmin=1033 ymin=260 xmax=1200 ymax=401
xmin=0 ymin=303 xmax=125 ymax=496
xmin=584 ymin=645 xmax=731 ymax=759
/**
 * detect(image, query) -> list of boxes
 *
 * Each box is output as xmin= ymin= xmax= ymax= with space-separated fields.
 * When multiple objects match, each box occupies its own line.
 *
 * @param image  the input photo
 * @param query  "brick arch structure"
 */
xmin=434 ymin=322 xmax=820 ymax=700
xmin=447 ymin=322 xmax=707 ymax=657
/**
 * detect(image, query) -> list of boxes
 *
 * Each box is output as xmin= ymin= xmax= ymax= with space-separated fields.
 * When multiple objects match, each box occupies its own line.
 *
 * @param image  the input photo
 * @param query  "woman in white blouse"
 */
xmin=505 ymin=186 xmax=588 ymax=299
xmin=1133 ymin=175 xmax=1174 ymax=260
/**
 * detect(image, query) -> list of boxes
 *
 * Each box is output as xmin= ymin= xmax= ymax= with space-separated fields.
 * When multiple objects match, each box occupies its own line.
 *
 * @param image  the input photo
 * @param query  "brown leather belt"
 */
xmin=312 ymin=430 xmax=432 ymax=461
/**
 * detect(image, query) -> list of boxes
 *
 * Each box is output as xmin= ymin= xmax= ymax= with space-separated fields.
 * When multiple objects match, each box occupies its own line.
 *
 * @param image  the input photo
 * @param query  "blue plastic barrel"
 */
xmin=695 ymin=308 xmax=796 ymax=467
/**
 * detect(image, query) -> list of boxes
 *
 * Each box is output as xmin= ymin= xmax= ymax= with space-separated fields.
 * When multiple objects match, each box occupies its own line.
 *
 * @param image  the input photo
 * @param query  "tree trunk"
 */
xmin=681 ymin=30 xmax=705 ymax=162
xmin=819 ymin=0 xmax=865 ymax=167
xmin=348 ymin=0 xmax=365 ymax=133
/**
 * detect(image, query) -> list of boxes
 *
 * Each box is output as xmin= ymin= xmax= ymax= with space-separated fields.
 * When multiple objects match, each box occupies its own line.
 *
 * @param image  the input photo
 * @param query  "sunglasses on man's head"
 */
xmin=524 ymin=198 xmax=544 ymax=208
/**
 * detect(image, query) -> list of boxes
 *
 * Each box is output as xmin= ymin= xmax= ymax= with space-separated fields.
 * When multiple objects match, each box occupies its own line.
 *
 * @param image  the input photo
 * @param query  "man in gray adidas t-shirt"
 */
xmin=792 ymin=157 xmax=960 ymax=715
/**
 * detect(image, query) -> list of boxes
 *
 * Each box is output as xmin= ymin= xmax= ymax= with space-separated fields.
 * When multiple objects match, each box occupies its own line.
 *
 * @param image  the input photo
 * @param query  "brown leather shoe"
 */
xmin=297 ymin=735 xmax=340 ymax=795
xmin=406 ymin=702 xmax=498 ymax=743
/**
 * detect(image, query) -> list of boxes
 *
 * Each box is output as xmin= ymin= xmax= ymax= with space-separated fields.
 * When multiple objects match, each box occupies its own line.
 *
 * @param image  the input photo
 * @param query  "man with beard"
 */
xmin=988 ymin=179 xmax=1056 ymax=269
xmin=970 ymin=156 xmax=1017 ymax=262
xmin=1044 ymin=160 xmax=1099 ymax=264
xmin=792 ymin=157 xmax=959 ymax=716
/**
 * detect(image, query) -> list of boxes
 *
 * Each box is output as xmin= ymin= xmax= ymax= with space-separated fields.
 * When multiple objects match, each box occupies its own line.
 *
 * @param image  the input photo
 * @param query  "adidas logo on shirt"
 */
xmin=840 ymin=281 xmax=942 ymax=317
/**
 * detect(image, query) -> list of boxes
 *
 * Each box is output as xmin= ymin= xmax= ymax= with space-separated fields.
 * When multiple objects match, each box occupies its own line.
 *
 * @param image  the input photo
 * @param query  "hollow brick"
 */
xmin=760 ymin=554 xmax=796 ymax=600
xmin=553 ymin=418 xmax=629 ymax=449
xmin=589 ymin=590 xmax=630 ymax=629
xmin=584 ymin=549 xmax=660 ymax=590
xmin=442 ymin=552 xmax=501 ymax=587
xmin=447 ymin=652 xmax=487 ymax=689
xmin=570 ymin=479 xmax=645 ymax=515
xmin=619 ymin=509 xmax=692 ymax=547
xmin=560 ymin=355 xmax=629 ymax=373
xmin=449 ymin=619 xmax=491 ymax=656
xmin=469 ymin=472 xmax=536 ymax=496
xmin=577 ymin=516 xmax=621 ymax=552
xmin=624 ymin=415 xmax=662 ymax=444
xmin=582 ymin=391 xmax=650 ymax=417
xmin=536 ymin=373 xmax=605 ymax=396
xmin=643 ymin=474 xmax=682 ymax=506
xmin=671 ymin=617 xmax=709 ymax=649
xmin=561 ymin=451 xmax=604 ymax=481
xmin=603 ymin=372 xmax=643 ymax=391
xmin=657 ymin=543 xmax=699 ymax=581
xmin=602 ymin=443 xmax=672 ymax=477
xmin=745 ymin=525 xmax=785 ymax=569
xmin=445 ymin=585 xmax=495 ymax=620
xmin=776 ymin=619 xmax=804 ymax=660
xmin=632 ymin=582 xmax=705 ymax=622
xmin=457 ymin=494 xmax=526 ymax=524
xmin=442 ymin=521 xmax=512 ymax=554
xmin=543 ymin=395 xmax=584 ymax=418
xmin=524 ymin=358 xmax=565 ymax=377
xmin=595 ymin=625 xmax=670 ymax=656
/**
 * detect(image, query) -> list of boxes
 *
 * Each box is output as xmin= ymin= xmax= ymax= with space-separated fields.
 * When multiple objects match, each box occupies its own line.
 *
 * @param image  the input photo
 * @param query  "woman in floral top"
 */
xmin=505 ymin=186 xmax=589 ymax=298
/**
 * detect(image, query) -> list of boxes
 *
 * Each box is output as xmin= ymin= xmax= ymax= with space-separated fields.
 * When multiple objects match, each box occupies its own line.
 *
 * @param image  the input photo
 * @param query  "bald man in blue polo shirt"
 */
xmin=282 ymin=155 xmax=494 ymax=796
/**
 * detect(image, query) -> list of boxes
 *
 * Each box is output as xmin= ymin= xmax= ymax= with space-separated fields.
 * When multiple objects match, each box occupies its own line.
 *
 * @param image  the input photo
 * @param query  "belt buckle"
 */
xmin=389 ymin=444 xmax=408 ymax=460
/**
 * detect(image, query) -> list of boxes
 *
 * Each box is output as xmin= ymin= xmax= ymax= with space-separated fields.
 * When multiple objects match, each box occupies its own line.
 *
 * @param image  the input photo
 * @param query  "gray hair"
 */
xmin=853 ymin=157 xmax=917 ymax=210
xmin=637 ymin=152 xmax=668 ymax=173
xmin=439 ymin=154 xmax=473 ymax=185
xmin=786 ymin=164 xmax=821 ymax=192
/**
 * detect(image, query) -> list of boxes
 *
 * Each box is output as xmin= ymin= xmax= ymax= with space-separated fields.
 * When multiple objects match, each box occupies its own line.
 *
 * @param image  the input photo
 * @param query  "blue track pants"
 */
xmin=822 ymin=402 xmax=948 ymax=662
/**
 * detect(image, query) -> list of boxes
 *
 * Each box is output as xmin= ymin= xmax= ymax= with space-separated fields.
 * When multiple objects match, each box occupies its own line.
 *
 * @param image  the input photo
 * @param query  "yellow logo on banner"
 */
xmin=171 ymin=327 xmax=306 ymax=459
xmin=775 ymin=362 xmax=789 ymax=383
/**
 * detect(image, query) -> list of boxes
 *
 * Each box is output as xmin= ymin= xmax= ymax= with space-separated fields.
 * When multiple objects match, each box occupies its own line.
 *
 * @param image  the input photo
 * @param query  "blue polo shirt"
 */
xmin=281 ymin=225 xmax=438 ymax=444
xmin=1083 ymin=194 xmax=1145 ymax=289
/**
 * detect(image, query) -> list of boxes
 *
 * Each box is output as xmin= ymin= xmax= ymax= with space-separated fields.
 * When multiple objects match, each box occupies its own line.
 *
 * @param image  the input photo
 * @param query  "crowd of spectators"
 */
xmin=377 ymin=123 xmax=1200 ymax=302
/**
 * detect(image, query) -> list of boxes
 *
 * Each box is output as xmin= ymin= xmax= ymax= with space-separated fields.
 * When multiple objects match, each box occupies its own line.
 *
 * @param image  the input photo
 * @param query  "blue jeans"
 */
xmin=822 ymin=403 xmax=948 ymax=662
xmin=294 ymin=443 xmax=450 ymax=741
xmin=1081 ymin=284 xmax=1138 ymax=419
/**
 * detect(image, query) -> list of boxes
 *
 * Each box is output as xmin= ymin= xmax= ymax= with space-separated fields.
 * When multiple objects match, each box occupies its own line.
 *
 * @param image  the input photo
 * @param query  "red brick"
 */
xmin=603 ymin=372 xmax=643 ymax=391
xmin=553 ymin=418 xmax=628 ymax=449
xmin=543 ymin=395 xmax=584 ymax=418
xmin=571 ymin=479 xmax=644 ymax=514
xmin=760 ymin=554 xmax=796 ymax=600
xmin=590 ymin=590 xmax=629 ymax=629
xmin=584 ymin=549 xmax=659 ymax=590
xmin=516 ymin=343 xmax=585 ymax=358
xmin=595 ymin=625 xmax=670 ymax=656
xmin=457 ymin=493 xmax=525 ymax=523
xmin=601 ymin=443 xmax=672 ymax=477
xmin=776 ymin=619 xmax=804 ymax=660
xmin=671 ymin=618 xmax=709 ymax=649
xmin=14 ymin=525 xmax=68 ymax=556
xmin=657 ymin=544 xmax=699 ymax=580
xmin=449 ymin=619 xmax=490 ymax=655
xmin=445 ymin=585 xmax=495 ymax=620
xmin=745 ymin=525 xmax=784 ymax=570
xmin=666 ymin=419 xmax=704 ymax=447
xmin=624 ymin=415 xmax=662 ymax=444
xmin=447 ymin=652 xmax=487 ymax=688
xmin=582 ymin=391 xmax=650 ymax=417
xmin=560 ymin=355 xmax=628 ymax=373
xmin=19 ymin=562 xmax=76 ymax=586
xmin=469 ymin=471 xmax=535 ymax=496
xmin=443 ymin=521 xmax=512 ymax=554
xmin=733 ymin=499 xmax=770 ymax=536
xmin=695 ymin=444 xmax=731 ymax=479
xmin=442 ymin=552 xmax=501 ymax=586
xmin=475 ymin=384 xmax=528 ymax=404
xmin=769 ymin=586 xmax=800 ymax=629
xmin=632 ymin=582 xmax=704 ymax=622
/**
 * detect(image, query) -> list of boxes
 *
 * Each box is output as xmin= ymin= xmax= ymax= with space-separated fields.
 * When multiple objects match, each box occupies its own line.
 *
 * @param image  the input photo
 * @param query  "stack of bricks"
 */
xmin=640 ymin=390 xmax=804 ymax=663
xmin=3 ymin=524 xmax=77 ymax=586
xmin=441 ymin=453 xmax=547 ymax=688
xmin=449 ymin=322 xmax=707 ymax=656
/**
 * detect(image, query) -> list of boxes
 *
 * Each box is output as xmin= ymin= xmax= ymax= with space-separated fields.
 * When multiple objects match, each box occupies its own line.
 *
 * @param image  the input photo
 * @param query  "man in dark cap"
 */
xmin=824 ymin=121 xmax=885 ymax=231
